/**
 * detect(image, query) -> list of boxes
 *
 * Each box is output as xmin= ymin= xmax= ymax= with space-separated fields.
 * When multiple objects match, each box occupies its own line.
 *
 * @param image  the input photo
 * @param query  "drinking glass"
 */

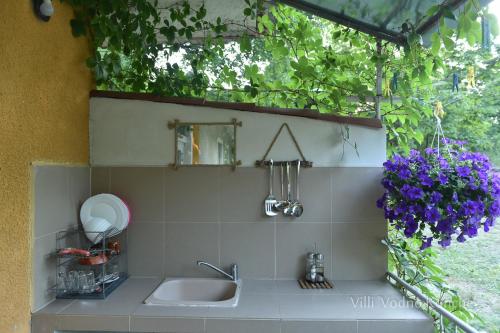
xmin=86 ymin=271 xmax=95 ymax=293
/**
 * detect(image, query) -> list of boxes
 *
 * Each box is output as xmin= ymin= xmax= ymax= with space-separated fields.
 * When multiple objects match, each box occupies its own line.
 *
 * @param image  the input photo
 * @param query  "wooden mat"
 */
xmin=298 ymin=279 xmax=334 ymax=289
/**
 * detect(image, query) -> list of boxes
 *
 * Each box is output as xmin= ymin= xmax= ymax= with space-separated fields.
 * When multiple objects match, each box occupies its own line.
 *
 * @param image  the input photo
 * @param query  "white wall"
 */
xmin=90 ymin=97 xmax=386 ymax=167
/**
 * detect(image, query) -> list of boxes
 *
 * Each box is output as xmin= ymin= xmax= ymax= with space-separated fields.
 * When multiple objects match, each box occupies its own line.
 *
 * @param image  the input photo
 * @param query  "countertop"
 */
xmin=32 ymin=277 xmax=433 ymax=333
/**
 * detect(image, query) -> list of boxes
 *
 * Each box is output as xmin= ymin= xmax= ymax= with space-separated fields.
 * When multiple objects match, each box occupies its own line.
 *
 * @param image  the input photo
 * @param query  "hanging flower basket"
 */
xmin=377 ymin=139 xmax=500 ymax=249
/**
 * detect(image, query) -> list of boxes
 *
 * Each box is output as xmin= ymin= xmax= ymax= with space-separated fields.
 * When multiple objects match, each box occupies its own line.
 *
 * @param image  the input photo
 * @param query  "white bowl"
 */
xmin=84 ymin=217 xmax=111 ymax=244
xmin=80 ymin=194 xmax=129 ymax=236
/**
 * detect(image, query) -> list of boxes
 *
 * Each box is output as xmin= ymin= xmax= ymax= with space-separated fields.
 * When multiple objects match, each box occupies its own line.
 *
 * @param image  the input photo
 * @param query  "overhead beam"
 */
xmin=278 ymin=0 xmax=407 ymax=45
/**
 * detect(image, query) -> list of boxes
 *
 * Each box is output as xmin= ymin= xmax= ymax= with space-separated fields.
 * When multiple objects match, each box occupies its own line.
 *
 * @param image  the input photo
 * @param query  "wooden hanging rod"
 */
xmin=255 ymin=159 xmax=313 ymax=168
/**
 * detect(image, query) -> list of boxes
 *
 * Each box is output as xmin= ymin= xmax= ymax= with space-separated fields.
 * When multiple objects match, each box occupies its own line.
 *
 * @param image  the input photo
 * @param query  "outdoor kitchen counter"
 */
xmin=32 ymin=277 xmax=433 ymax=333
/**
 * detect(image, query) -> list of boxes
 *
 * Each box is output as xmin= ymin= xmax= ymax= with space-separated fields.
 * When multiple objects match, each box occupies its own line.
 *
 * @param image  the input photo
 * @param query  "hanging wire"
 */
xmin=430 ymin=101 xmax=453 ymax=158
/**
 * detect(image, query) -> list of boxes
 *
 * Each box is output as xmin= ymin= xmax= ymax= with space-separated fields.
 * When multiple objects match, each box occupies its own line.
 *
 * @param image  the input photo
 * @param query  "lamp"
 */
xmin=34 ymin=0 xmax=54 ymax=22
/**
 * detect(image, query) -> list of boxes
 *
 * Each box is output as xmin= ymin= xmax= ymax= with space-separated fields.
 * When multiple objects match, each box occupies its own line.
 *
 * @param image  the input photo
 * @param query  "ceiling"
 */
xmin=157 ymin=0 xmax=262 ymax=40
xmin=155 ymin=0 xmax=492 ymax=45
xmin=280 ymin=0 xmax=493 ymax=44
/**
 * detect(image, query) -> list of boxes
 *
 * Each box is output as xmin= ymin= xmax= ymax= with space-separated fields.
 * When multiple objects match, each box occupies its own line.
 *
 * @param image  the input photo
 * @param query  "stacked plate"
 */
xmin=80 ymin=194 xmax=131 ymax=243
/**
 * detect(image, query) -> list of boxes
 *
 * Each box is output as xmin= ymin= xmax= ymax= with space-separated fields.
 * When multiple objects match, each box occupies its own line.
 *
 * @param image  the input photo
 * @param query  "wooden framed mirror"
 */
xmin=168 ymin=119 xmax=242 ymax=170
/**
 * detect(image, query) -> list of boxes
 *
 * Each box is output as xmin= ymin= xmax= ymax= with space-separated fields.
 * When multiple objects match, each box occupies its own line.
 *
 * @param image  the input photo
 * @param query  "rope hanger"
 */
xmin=255 ymin=123 xmax=313 ymax=168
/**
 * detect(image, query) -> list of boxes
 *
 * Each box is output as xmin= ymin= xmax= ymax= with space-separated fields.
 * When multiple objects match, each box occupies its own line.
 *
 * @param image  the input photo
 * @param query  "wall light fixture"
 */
xmin=34 ymin=0 xmax=54 ymax=22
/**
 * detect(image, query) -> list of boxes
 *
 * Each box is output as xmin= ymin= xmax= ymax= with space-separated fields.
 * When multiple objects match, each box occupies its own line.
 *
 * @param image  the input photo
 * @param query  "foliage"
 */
xmin=434 ymin=227 xmax=500 ymax=331
xmin=60 ymin=0 xmax=495 ymax=158
xmin=384 ymin=226 xmax=485 ymax=330
xmin=60 ymin=1 xmax=498 ymax=331
xmin=378 ymin=141 xmax=500 ymax=248
xmin=418 ymin=43 xmax=500 ymax=166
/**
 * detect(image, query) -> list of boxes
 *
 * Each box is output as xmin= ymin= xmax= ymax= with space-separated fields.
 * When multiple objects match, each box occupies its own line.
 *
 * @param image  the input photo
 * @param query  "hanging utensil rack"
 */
xmin=255 ymin=123 xmax=313 ymax=168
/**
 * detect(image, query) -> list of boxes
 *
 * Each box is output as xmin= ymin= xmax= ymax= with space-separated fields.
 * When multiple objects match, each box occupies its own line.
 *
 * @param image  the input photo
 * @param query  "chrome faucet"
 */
xmin=196 ymin=261 xmax=239 ymax=281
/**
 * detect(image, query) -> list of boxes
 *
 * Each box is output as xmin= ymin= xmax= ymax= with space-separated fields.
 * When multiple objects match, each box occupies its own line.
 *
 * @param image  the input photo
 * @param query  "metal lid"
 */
xmin=306 ymin=252 xmax=316 ymax=259
xmin=314 ymin=253 xmax=324 ymax=260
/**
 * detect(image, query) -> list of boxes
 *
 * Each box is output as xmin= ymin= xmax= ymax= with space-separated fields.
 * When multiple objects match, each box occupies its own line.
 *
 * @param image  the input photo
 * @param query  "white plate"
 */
xmin=80 ymin=194 xmax=129 ymax=234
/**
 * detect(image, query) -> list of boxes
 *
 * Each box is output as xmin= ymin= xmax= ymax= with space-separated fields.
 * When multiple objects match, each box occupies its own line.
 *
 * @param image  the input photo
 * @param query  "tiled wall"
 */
xmin=32 ymin=166 xmax=90 ymax=311
xmin=92 ymin=166 xmax=386 ymax=281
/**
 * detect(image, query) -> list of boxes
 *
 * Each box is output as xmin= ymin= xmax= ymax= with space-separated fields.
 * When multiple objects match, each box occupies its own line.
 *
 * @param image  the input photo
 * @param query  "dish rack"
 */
xmin=50 ymin=226 xmax=128 ymax=299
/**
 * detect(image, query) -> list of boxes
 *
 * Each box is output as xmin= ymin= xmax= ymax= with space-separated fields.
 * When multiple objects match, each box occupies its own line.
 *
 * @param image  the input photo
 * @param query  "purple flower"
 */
xmin=438 ymin=237 xmax=451 ymax=247
xmin=425 ymin=147 xmax=437 ymax=155
xmin=436 ymin=219 xmax=453 ymax=233
xmin=484 ymin=217 xmax=495 ymax=232
xmin=376 ymin=193 xmax=388 ymax=209
xmin=420 ymin=237 xmax=433 ymax=250
xmin=466 ymin=224 xmax=478 ymax=238
xmin=456 ymin=165 xmax=471 ymax=177
xmin=398 ymin=167 xmax=412 ymax=180
xmin=383 ymin=160 xmax=398 ymax=172
xmin=418 ymin=173 xmax=434 ymax=187
xmin=404 ymin=219 xmax=418 ymax=238
xmin=378 ymin=144 xmax=497 ymax=248
xmin=424 ymin=206 xmax=441 ymax=223
xmin=489 ymin=199 xmax=500 ymax=216
xmin=381 ymin=178 xmax=394 ymax=190
xmin=438 ymin=173 xmax=448 ymax=185
xmin=400 ymin=184 xmax=423 ymax=201
xmin=438 ymin=158 xmax=450 ymax=169
xmin=430 ymin=192 xmax=443 ymax=204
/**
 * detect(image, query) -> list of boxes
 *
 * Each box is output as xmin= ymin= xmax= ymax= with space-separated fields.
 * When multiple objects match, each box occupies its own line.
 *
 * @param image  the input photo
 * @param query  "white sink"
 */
xmin=144 ymin=278 xmax=241 ymax=307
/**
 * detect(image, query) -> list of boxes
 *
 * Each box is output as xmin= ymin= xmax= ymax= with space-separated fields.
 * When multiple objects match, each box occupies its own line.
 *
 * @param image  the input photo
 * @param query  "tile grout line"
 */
xmin=274 ymin=217 xmax=277 ymax=280
xmin=330 ymin=168 xmax=334 ymax=279
xmin=163 ymin=167 xmax=167 ymax=278
xmin=218 ymin=168 xmax=222 ymax=267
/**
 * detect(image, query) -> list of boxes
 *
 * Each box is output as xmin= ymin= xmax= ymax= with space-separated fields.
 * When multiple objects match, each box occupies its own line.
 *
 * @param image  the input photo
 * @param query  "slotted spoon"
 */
xmin=264 ymin=160 xmax=278 ymax=216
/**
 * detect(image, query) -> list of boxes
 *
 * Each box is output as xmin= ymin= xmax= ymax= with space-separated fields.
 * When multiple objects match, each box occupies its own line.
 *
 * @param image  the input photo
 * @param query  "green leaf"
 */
xmin=466 ymin=31 xmax=476 ymax=46
xmin=442 ymin=36 xmax=454 ymax=51
xmin=239 ymin=32 xmax=251 ymax=52
xmin=486 ymin=14 xmax=499 ymax=36
xmin=431 ymin=33 xmax=441 ymax=56
xmin=443 ymin=8 xmax=456 ymax=21
xmin=70 ymin=19 xmax=86 ymax=37
xmin=413 ymin=131 xmax=424 ymax=144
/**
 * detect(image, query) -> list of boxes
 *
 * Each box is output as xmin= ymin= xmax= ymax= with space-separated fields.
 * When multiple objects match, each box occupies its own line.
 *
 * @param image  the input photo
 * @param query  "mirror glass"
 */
xmin=176 ymin=124 xmax=235 ymax=165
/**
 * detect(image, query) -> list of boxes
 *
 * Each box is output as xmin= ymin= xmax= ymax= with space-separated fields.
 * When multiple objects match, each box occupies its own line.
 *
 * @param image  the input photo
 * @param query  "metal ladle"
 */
xmin=273 ymin=164 xmax=289 ymax=212
xmin=291 ymin=161 xmax=303 ymax=217
xmin=283 ymin=162 xmax=294 ymax=216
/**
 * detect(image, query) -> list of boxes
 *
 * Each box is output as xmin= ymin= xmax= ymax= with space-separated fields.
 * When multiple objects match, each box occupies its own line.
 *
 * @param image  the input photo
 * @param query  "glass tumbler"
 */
xmin=86 ymin=271 xmax=95 ymax=293
xmin=67 ymin=270 xmax=79 ymax=293
xmin=78 ymin=271 xmax=89 ymax=294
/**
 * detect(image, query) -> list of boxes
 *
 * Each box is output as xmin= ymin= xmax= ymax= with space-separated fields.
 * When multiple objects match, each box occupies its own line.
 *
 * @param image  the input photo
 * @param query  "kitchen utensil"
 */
xmin=264 ymin=160 xmax=278 ymax=216
xmin=283 ymin=163 xmax=294 ymax=216
xmin=78 ymin=271 xmax=90 ymax=294
xmin=274 ymin=164 xmax=289 ymax=211
xmin=107 ymin=241 xmax=121 ymax=255
xmin=57 ymin=271 xmax=67 ymax=293
xmin=83 ymin=217 xmax=112 ymax=244
xmin=85 ymin=271 xmax=96 ymax=293
xmin=78 ymin=253 xmax=109 ymax=266
xmin=67 ymin=270 xmax=79 ymax=292
xmin=291 ymin=161 xmax=304 ymax=217
xmin=57 ymin=248 xmax=91 ymax=257
xmin=314 ymin=252 xmax=325 ymax=278
xmin=80 ymin=194 xmax=130 ymax=236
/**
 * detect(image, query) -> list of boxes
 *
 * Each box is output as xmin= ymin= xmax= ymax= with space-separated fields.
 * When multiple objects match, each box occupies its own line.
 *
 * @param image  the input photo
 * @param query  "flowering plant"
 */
xmin=377 ymin=139 xmax=500 ymax=249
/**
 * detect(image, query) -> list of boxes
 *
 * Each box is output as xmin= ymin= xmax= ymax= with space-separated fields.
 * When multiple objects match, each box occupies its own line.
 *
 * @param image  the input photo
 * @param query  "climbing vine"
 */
xmin=61 ymin=1 xmax=498 ymax=331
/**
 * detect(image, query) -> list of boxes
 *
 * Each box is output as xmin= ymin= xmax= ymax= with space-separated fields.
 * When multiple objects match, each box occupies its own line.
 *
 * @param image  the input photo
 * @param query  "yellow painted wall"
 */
xmin=0 ymin=2 xmax=92 ymax=332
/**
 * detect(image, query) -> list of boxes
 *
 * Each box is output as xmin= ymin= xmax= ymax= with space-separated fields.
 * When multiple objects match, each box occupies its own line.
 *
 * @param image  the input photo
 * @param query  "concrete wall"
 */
xmin=91 ymin=166 xmax=387 ymax=281
xmin=90 ymin=98 xmax=386 ymax=167
xmin=89 ymin=98 xmax=387 ymax=281
xmin=0 ymin=2 xmax=92 ymax=331
xmin=32 ymin=166 xmax=90 ymax=311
